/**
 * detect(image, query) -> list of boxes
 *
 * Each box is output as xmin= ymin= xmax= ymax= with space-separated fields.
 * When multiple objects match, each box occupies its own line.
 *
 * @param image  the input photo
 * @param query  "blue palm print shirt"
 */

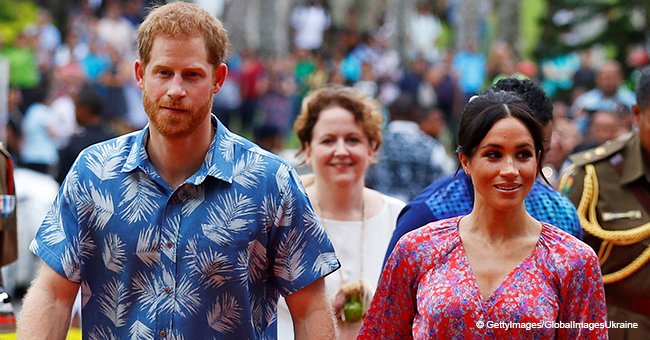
xmin=384 ymin=172 xmax=583 ymax=264
xmin=31 ymin=117 xmax=340 ymax=339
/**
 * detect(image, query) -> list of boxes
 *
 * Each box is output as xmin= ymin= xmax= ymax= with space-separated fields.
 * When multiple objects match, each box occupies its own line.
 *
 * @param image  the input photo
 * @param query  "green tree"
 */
xmin=0 ymin=0 xmax=37 ymax=44
xmin=535 ymin=0 xmax=649 ymax=72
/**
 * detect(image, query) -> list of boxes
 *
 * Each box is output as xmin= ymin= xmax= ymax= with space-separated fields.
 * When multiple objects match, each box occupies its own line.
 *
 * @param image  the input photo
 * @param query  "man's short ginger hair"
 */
xmin=136 ymin=2 xmax=229 ymax=68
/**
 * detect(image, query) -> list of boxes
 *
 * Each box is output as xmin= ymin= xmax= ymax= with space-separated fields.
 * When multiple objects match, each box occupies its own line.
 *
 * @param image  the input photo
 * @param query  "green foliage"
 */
xmin=521 ymin=0 xmax=546 ymax=59
xmin=483 ymin=1 xmax=544 ymax=59
xmin=534 ymin=0 xmax=648 ymax=70
xmin=0 ymin=0 xmax=38 ymax=44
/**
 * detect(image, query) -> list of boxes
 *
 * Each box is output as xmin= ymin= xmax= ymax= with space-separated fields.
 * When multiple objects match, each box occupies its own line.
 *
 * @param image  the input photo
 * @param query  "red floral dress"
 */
xmin=359 ymin=216 xmax=607 ymax=339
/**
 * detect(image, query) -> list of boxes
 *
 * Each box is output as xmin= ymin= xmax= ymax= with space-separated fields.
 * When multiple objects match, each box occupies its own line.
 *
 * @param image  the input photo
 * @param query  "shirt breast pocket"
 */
xmin=190 ymin=221 xmax=259 ymax=287
xmin=198 ymin=219 xmax=255 ymax=250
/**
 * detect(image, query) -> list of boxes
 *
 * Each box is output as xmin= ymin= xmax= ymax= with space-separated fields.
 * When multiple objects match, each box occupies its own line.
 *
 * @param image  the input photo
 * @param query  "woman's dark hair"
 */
xmin=457 ymin=90 xmax=545 ymax=176
xmin=492 ymin=77 xmax=553 ymax=125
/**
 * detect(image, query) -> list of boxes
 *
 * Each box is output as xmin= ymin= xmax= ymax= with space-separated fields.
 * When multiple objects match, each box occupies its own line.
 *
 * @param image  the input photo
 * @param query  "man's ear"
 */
xmin=213 ymin=63 xmax=228 ymax=94
xmin=134 ymin=60 xmax=145 ymax=89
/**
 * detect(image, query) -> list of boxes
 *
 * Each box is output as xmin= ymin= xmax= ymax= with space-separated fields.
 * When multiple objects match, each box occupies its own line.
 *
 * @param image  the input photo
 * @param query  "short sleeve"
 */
xmin=270 ymin=166 xmax=340 ymax=296
xmin=557 ymin=243 xmax=608 ymax=338
xmin=30 ymin=171 xmax=82 ymax=283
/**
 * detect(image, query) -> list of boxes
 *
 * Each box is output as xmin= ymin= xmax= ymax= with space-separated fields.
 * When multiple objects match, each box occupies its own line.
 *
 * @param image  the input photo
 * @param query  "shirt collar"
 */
xmin=121 ymin=115 xmax=235 ymax=185
xmin=620 ymin=131 xmax=646 ymax=185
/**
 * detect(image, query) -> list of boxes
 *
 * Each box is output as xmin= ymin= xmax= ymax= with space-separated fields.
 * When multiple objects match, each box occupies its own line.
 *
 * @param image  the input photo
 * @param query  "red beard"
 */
xmin=142 ymin=88 xmax=213 ymax=138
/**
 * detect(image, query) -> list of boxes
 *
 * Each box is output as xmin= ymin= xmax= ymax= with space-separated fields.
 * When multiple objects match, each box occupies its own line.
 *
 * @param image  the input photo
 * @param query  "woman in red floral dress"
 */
xmin=359 ymin=90 xmax=607 ymax=339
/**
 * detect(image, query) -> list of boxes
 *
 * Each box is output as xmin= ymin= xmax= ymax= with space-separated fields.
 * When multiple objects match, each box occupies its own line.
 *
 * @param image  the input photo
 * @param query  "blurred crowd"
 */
xmin=1 ymin=0 xmax=649 ymax=297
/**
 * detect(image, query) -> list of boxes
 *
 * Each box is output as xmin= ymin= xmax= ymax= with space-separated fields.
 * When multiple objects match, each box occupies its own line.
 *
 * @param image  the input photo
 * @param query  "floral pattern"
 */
xmin=360 ymin=216 xmax=607 ymax=339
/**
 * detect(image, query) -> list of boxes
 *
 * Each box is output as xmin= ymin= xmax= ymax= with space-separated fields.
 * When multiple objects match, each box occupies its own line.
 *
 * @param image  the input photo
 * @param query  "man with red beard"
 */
xmin=18 ymin=3 xmax=340 ymax=339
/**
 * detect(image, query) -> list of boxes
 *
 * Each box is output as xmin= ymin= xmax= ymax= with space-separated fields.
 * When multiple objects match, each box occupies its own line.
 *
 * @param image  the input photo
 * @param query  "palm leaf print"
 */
xmin=62 ymin=167 xmax=80 ymax=198
xmin=275 ymin=164 xmax=291 ymax=194
xmin=119 ymin=173 xmax=161 ymax=223
xmin=219 ymin=133 xmax=238 ymax=162
xmin=76 ymin=182 xmax=114 ymax=230
xmin=159 ymin=275 xmax=201 ymax=318
xmin=79 ymin=229 xmax=97 ymax=261
xmin=264 ymin=299 xmax=277 ymax=328
xmin=278 ymin=187 xmax=297 ymax=228
xmin=136 ymin=227 xmax=160 ymax=267
xmin=98 ymin=278 xmax=132 ymax=328
xmin=246 ymin=240 xmax=267 ymax=283
xmin=181 ymin=185 xmax=204 ymax=217
xmin=88 ymin=326 xmax=118 ymax=340
xmin=201 ymin=192 xmax=255 ymax=246
xmin=312 ymin=252 xmax=339 ymax=276
xmin=233 ymin=153 xmax=267 ymax=188
xmin=207 ymin=294 xmax=242 ymax=334
xmin=161 ymin=214 xmax=181 ymax=262
xmin=290 ymin=167 xmax=308 ymax=196
xmin=185 ymin=239 xmax=233 ymax=288
xmin=261 ymin=194 xmax=280 ymax=233
xmin=202 ymin=142 xmax=216 ymax=169
xmin=251 ymin=294 xmax=275 ymax=336
xmin=162 ymin=268 xmax=174 ymax=291
xmin=274 ymin=228 xmax=307 ymax=282
xmin=166 ymin=330 xmax=186 ymax=340
xmin=75 ymin=183 xmax=94 ymax=226
xmin=89 ymin=183 xmax=114 ymax=229
xmin=123 ymin=141 xmax=140 ymax=170
xmin=86 ymin=141 xmax=126 ymax=181
xmin=28 ymin=240 xmax=39 ymax=256
xmin=81 ymin=281 xmax=92 ymax=308
xmin=132 ymin=271 xmax=160 ymax=320
xmin=40 ymin=201 xmax=66 ymax=245
xmin=61 ymin=244 xmax=81 ymax=282
xmin=206 ymin=164 xmax=224 ymax=180
xmin=275 ymin=165 xmax=298 ymax=227
xmin=102 ymin=233 xmax=126 ymax=273
xmin=236 ymin=251 xmax=251 ymax=285
xmin=303 ymin=206 xmax=328 ymax=243
xmin=128 ymin=320 xmax=153 ymax=340
xmin=249 ymin=146 xmax=275 ymax=159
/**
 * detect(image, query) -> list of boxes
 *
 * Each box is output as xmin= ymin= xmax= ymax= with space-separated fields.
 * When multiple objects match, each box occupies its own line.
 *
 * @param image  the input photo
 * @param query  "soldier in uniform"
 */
xmin=560 ymin=66 xmax=650 ymax=339
xmin=0 ymin=143 xmax=17 ymax=333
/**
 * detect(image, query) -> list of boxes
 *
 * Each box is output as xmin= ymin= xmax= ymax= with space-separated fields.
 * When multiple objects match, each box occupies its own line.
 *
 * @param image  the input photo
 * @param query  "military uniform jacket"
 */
xmin=0 ymin=144 xmax=17 ymax=267
xmin=561 ymin=131 xmax=650 ymax=319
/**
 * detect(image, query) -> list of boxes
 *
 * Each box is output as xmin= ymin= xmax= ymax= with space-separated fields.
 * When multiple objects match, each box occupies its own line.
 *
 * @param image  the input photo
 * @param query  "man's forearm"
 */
xmin=17 ymin=277 xmax=76 ymax=339
xmin=294 ymin=304 xmax=337 ymax=340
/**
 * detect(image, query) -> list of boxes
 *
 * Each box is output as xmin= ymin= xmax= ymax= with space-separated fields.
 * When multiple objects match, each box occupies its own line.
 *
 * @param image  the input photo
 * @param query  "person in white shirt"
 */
xmin=290 ymin=0 xmax=331 ymax=51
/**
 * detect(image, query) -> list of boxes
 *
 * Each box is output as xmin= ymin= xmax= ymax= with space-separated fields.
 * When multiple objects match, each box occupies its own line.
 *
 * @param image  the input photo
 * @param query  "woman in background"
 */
xmin=359 ymin=90 xmax=607 ymax=339
xmin=278 ymin=87 xmax=405 ymax=339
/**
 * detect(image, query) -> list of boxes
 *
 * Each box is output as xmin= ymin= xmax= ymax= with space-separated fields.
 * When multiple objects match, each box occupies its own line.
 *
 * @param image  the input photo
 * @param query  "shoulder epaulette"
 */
xmin=569 ymin=133 xmax=630 ymax=167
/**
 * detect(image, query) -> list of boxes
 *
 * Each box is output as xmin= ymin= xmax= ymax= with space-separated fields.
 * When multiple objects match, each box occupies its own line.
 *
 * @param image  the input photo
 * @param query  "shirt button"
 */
xmin=159 ymin=330 xmax=167 ymax=337
xmin=163 ymin=287 xmax=171 ymax=294
xmin=165 ymin=242 xmax=173 ymax=248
